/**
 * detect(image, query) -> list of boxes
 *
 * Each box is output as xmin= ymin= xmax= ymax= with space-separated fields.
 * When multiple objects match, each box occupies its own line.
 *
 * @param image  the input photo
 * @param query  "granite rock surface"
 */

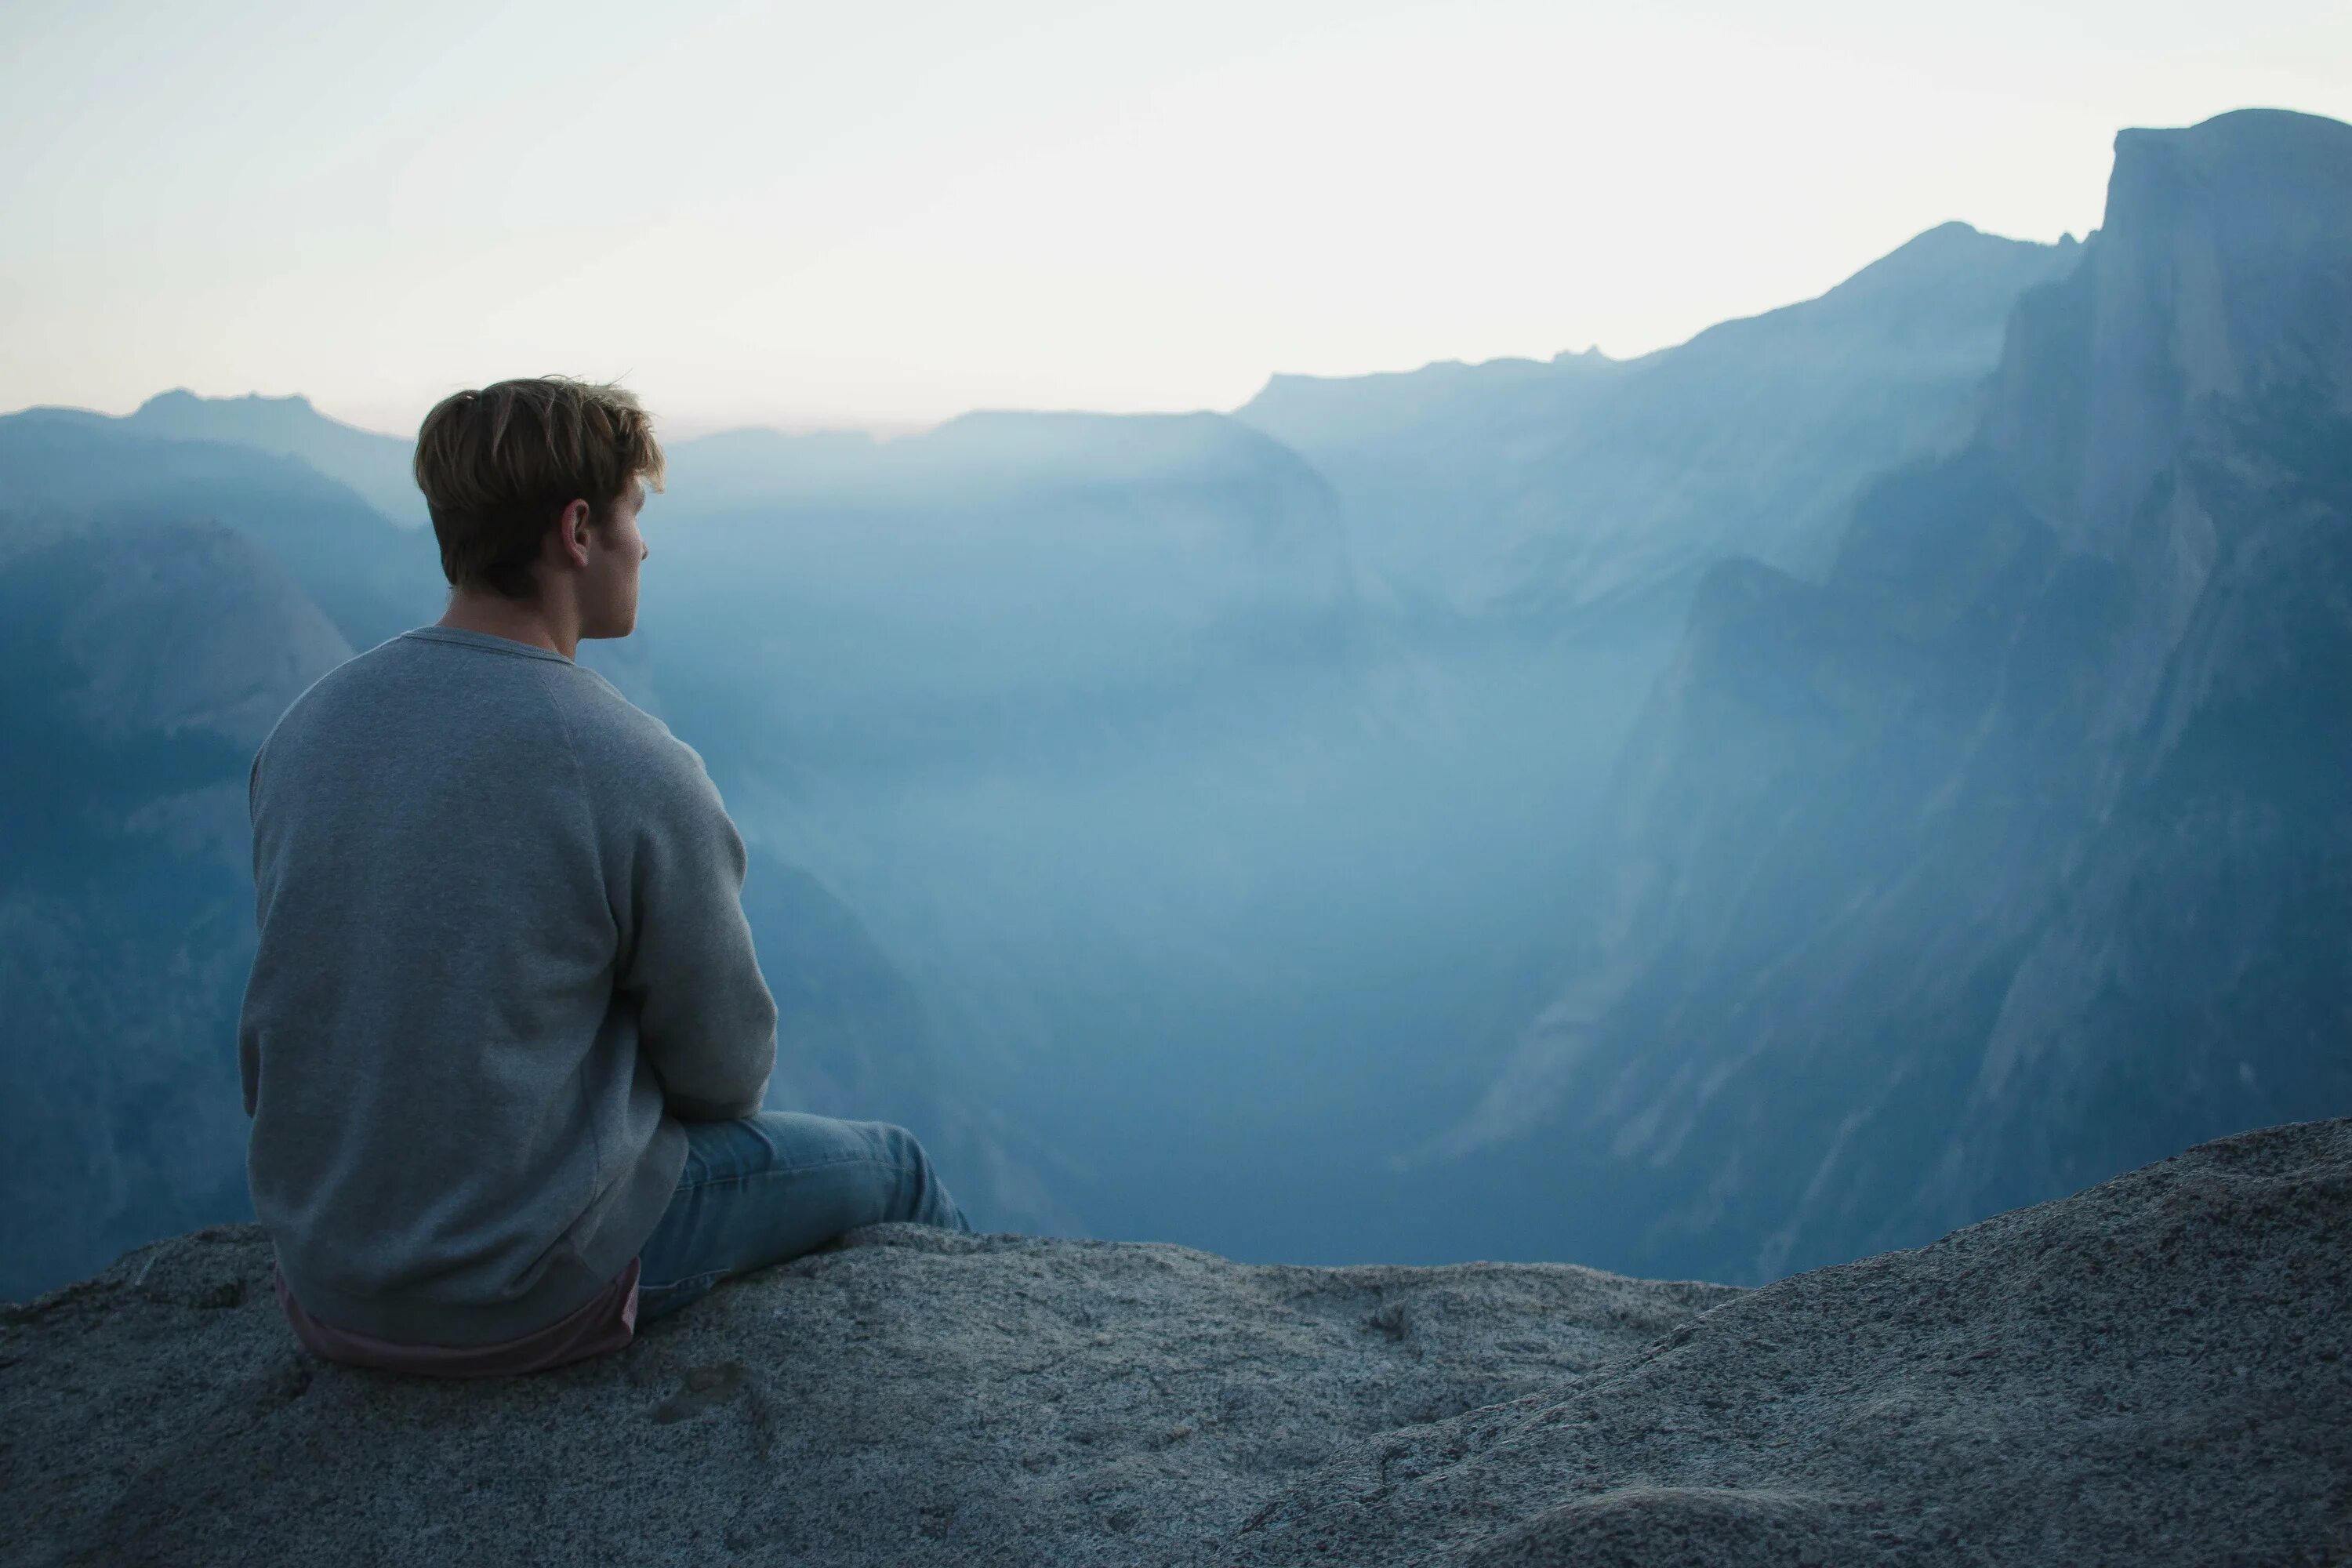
xmin=5 ymin=1119 xmax=2346 ymax=1566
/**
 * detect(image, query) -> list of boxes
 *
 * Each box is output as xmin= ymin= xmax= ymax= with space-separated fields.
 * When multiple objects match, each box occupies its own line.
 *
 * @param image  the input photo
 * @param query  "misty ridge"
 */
xmin=2 ymin=107 xmax=2347 ymax=1308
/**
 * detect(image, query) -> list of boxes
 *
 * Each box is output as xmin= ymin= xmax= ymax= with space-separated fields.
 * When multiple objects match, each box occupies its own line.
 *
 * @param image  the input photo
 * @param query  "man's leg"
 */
xmin=633 ymin=1112 xmax=969 ymax=1324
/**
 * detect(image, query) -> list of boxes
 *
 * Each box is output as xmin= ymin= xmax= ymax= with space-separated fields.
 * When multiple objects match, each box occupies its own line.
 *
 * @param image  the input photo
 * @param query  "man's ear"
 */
xmin=558 ymin=499 xmax=593 ymax=567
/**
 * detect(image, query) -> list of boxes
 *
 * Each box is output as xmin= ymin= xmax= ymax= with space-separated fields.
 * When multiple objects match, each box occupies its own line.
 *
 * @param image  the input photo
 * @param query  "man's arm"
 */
xmin=617 ymin=742 xmax=779 ymax=1121
xmin=239 ymin=745 xmax=267 ymax=1118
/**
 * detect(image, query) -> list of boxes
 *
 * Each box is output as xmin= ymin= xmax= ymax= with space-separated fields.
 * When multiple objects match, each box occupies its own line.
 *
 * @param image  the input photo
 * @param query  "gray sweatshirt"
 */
xmin=240 ymin=626 xmax=777 ymax=1346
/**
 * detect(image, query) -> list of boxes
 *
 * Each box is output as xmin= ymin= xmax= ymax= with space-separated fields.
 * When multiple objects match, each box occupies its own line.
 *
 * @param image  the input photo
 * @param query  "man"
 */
xmin=239 ymin=376 xmax=967 ymax=1377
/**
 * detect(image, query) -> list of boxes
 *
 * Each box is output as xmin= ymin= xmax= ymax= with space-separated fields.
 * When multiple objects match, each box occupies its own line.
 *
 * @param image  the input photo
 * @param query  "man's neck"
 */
xmin=436 ymin=590 xmax=580 ymax=660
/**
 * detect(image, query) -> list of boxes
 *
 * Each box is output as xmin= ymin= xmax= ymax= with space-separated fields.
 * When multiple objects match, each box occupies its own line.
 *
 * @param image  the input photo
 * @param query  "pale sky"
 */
xmin=2 ymin=0 xmax=2347 ymax=438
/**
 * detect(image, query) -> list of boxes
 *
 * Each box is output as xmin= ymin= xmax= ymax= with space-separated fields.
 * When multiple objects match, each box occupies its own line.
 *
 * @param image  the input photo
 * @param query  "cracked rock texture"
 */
xmin=5 ymin=1120 xmax=2347 ymax=1566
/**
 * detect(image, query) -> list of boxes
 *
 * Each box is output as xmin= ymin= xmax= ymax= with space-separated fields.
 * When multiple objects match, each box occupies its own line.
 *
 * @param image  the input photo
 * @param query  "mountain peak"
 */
xmin=2114 ymin=106 xmax=2352 ymax=168
xmin=119 ymin=387 xmax=423 ymax=525
xmin=1813 ymin=219 xmax=2061 ymax=307
xmin=134 ymin=387 xmax=319 ymax=419
xmin=2102 ymin=109 xmax=2352 ymax=265
xmin=2036 ymin=106 xmax=2352 ymax=509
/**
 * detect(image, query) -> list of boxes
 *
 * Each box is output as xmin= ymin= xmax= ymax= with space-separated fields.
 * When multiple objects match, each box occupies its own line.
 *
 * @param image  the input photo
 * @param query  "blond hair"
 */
xmin=413 ymin=376 xmax=666 ymax=599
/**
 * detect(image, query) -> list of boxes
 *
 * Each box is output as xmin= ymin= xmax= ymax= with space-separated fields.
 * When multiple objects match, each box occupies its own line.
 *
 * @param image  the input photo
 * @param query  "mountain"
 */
xmin=0 ymin=517 xmax=353 ymax=1301
xmin=1238 ymin=221 xmax=2082 ymax=622
xmin=0 ymin=408 xmax=443 ymax=649
xmin=1227 ymin=223 xmax=2089 ymax=1022
xmin=0 ymin=427 xmax=423 ymax=1298
xmin=0 ymin=419 xmax=1081 ymax=1298
xmin=1 ymin=393 xmax=1369 ymax=1294
xmin=648 ymin=408 xmax=1380 ymax=773
xmin=1422 ymin=108 xmax=2352 ymax=1284
xmin=122 ymin=389 xmax=426 ymax=528
xmin=9 ymin=110 xmax=2343 ymax=1298
xmin=0 ymin=518 xmax=1059 ymax=1297
xmin=634 ymin=409 xmax=1449 ymax=1261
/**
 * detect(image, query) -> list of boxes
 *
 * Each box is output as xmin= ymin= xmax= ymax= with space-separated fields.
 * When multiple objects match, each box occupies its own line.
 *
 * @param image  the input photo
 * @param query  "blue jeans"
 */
xmin=633 ymin=1111 xmax=971 ymax=1324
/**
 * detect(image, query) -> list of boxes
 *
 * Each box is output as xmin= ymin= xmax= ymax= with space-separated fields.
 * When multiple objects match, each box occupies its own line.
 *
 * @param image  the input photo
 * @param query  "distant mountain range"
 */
xmin=3 ymin=107 xmax=2343 ymax=1300
xmin=1413 ymin=107 xmax=2352 ymax=1283
xmin=1239 ymin=220 xmax=2082 ymax=622
xmin=0 ymin=407 xmax=1087 ymax=1294
xmin=0 ymin=407 xmax=441 ymax=651
xmin=114 ymin=389 xmax=430 ymax=529
xmin=644 ymin=406 xmax=1381 ymax=775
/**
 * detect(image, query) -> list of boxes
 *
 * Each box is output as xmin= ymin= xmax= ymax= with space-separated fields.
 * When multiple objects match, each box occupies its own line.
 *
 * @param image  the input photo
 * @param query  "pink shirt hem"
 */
xmin=272 ymin=1257 xmax=641 ymax=1377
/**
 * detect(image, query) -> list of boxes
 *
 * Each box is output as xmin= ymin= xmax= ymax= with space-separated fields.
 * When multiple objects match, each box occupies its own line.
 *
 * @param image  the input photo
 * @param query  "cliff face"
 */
xmin=5 ymin=1119 xmax=2345 ymax=1567
xmin=1934 ymin=112 xmax=2352 ymax=1225
xmin=1426 ymin=109 xmax=2352 ymax=1284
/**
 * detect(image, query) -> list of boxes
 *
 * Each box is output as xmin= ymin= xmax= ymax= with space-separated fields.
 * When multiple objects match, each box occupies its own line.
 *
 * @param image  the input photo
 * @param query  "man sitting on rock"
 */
xmin=238 ymin=375 xmax=969 ymax=1376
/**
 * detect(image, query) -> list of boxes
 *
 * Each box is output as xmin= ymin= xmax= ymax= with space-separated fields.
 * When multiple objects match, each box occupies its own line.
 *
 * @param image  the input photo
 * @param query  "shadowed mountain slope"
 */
xmin=1430 ymin=108 xmax=2352 ymax=1285
xmin=121 ymin=389 xmax=426 ymax=529
xmin=0 ymin=409 xmax=441 ymax=649
xmin=0 ymin=519 xmax=352 ymax=1301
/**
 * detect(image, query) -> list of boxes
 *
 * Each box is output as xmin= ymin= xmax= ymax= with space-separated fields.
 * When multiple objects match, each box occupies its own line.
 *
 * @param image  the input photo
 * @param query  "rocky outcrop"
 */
xmin=5 ymin=1119 xmax=2346 ymax=1566
xmin=1239 ymin=1117 xmax=2352 ymax=1566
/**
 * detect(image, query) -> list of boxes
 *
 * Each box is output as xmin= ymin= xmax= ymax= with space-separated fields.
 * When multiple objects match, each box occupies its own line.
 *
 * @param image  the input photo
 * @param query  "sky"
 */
xmin=2 ymin=0 xmax=2347 ymax=439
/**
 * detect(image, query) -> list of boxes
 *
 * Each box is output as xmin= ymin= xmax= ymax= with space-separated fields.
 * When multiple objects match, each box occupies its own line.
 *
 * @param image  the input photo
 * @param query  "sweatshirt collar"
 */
xmin=398 ymin=626 xmax=575 ymax=664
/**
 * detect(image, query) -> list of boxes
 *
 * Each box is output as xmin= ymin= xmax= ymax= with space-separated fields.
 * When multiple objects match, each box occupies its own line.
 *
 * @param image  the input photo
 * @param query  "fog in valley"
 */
xmin=3 ymin=109 xmax=2347 ymax=1308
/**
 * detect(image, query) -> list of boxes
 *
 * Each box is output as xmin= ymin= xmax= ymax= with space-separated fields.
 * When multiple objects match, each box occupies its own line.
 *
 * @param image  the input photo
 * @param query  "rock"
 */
xmin=4 ymin=1120 xmax=2345 ymax=1566
xmin=1232 ymin=1117 xmax=2352 ymax=1566
xmin=0 ymin=1214 xmax=1732 ymax=1566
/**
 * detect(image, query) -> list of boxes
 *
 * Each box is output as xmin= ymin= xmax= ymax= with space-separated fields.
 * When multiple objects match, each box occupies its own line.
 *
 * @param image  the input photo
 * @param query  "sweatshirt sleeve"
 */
xmin=615 ymin=735 xmax=779 ymax=1122
xmin=239 ymin=744 xmax=267 ymax=1118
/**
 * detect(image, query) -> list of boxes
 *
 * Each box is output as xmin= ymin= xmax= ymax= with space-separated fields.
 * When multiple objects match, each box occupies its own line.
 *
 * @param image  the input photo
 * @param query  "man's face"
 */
xmin=579 ymin=478 xmax=650 ymax=639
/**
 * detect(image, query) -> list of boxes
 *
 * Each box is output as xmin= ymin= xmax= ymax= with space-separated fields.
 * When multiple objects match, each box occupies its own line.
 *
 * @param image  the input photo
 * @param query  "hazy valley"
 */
xmin=2 ymin=108 xmax=2345 ymax=1306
